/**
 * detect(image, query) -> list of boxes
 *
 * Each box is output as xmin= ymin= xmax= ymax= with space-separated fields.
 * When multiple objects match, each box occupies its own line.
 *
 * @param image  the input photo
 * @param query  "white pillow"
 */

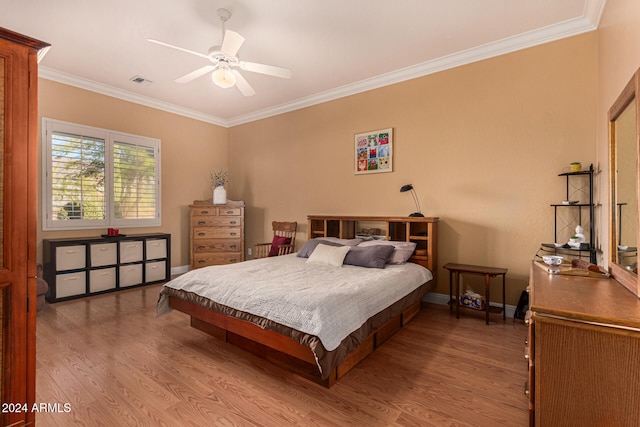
xmin=318 ymin=237 xmax=363 ymax=246
xmin=357 ymin=240 xmax=417 ymax=264
xmin=306 ymin=244 xmax=351 ymax=267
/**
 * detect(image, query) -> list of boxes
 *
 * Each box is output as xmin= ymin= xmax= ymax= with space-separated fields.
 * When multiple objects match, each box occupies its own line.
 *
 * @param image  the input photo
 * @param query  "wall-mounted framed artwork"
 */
xmin=354 ymin=128 xmax=393 ymax=175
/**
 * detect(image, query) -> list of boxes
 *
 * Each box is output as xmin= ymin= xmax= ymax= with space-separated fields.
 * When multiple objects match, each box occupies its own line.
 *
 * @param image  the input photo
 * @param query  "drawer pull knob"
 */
xmin=65 ymin=249 xmax=78 ymax=254
xmin=201 ymin=210 xmax=209 ymax=214
xmin=230 ymin=232 xmax=237 ymax=236
xmin=198 ymin=221 xmax=206 ymax=225
xmin=198 ymin=260 xmax=205 ymax=264
xmin=230 ymin=221 xmax=237 ymax=225
xmin=230 ymin=259 xmax=237 ymax=262
xmin=226 ymin=210 xmax=234 ymax=214
xmin=198 ymin=246 xmax=206 ymax=250
xmin=524 ymin=382 xmax=529 ymax=396
xmin=198 ymin=232 xmax=206 ymax=236
xmin=65 ymin=277 xmax=78 ymax=281
xmin=230 ymin=245 xmax=237 ymax=249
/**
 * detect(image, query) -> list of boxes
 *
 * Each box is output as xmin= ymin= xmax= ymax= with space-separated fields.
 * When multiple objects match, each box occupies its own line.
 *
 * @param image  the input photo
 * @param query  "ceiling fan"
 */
xmin=147 ymin=8 xmax=292 ymax=96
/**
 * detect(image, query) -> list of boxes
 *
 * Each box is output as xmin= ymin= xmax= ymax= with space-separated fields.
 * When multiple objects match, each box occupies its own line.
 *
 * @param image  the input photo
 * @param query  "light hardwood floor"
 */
xmin=35 ymin=284 xmax=529 ymax=426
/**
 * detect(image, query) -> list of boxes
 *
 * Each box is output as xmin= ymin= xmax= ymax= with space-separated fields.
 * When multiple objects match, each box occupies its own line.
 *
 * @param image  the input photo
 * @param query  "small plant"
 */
xmin=210 ymin=169 xmax=229 ymax=188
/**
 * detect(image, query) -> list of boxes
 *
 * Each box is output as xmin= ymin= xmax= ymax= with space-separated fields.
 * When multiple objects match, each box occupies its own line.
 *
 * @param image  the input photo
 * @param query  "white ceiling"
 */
xmin=3 ymin=0 xmax=605 ymax=127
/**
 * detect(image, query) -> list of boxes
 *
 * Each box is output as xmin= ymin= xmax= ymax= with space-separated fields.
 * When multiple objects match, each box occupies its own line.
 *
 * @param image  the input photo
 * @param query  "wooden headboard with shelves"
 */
xmin=307 ymin=215 xmax=439 ymax=275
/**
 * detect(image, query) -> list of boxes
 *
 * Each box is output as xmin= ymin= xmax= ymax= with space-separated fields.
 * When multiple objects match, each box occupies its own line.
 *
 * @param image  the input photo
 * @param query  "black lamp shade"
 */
xmin=400 ymin=184 xmax=424 ymax=217
xmin=400 ymin=184 xmax=413 ymax=193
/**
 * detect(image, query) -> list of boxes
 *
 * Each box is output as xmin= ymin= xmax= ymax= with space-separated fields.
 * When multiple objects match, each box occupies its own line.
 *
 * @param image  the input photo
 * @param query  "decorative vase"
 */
xmin=213 ymin=185 xmax=227 ymax=205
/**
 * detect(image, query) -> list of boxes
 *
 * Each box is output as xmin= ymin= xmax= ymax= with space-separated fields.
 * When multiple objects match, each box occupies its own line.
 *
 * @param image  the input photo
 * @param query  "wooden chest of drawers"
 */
xmin=190 ymin=199 xmax=244 ymax=269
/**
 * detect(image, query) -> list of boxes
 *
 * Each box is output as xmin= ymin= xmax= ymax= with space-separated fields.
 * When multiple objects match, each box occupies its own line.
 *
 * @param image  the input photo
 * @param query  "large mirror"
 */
xmin=609 ymin=68 xmax=640 ymax=297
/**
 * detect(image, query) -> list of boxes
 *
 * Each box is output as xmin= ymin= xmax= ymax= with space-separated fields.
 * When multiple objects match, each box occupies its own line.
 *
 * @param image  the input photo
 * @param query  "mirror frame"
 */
xmin=609 ymin=68 xmax=640 ymax=298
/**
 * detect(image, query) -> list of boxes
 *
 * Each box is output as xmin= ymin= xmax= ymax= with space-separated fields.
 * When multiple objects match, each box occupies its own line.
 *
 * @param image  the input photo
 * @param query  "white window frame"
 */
xmin=42 ymin=118 xmax=161 ymax=231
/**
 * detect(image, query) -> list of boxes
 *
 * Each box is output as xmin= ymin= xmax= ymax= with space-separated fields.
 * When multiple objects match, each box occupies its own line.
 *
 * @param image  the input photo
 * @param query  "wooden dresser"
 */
xmin=190 ymin=199 xmax=244 ymax=269
xmin=527 ymin=261 xmax=640 ymax=426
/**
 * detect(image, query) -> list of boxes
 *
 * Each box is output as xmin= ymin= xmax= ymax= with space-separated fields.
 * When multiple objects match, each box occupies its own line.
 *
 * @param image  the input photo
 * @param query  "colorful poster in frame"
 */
xmin=354 ymin=128 xmax=393 ymax=174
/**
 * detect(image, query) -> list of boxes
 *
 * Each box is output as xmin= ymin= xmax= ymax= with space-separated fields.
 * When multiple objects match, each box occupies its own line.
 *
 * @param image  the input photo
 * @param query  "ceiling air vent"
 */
xmin=130 ymin=75 xmax=152 ymax=85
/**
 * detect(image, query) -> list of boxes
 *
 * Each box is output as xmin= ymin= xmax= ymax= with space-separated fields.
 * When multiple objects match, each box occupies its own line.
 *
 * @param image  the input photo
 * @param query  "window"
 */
xmin=42 ymin=119 xmax=161 ymax=230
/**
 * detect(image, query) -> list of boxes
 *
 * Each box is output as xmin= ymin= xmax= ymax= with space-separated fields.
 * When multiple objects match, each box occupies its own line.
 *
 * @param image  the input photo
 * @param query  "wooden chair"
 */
xmin=255 ymin=221 xmax=297 ymax=258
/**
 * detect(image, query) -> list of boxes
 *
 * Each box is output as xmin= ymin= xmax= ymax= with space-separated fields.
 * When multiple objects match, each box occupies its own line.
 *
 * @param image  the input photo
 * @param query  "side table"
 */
xmin=443 ymin=263 xmax=508 ymax=324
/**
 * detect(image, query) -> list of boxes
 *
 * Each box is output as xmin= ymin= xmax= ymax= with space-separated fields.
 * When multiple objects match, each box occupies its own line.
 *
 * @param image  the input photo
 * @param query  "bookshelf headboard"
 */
xmin=307 ymin=215 xmax=439 ymax=274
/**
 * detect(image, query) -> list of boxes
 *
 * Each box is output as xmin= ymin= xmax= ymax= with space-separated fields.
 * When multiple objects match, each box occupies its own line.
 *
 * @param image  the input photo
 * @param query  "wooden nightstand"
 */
xmin=444 ymin=263 xmax=508 ymax=324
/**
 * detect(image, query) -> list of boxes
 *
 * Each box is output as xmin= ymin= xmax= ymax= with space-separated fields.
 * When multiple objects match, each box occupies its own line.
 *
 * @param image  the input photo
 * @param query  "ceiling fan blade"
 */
xmin=175 ymin=65 xmax=215 ymax=83
xmin=239 ymin=61 xmax=292 ymax=79
xmin=146 ymin=38 xmax=209 ymax=59
xmin=220 ymin=30 xmax=245 ymax=57
xmin=231 ymin=70 xmax=256 ymax=96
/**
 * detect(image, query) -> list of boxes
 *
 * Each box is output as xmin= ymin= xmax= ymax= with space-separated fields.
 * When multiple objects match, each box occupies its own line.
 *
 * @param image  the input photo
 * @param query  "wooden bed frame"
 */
xmin=168 ymin=215 xmax=439 ymax=387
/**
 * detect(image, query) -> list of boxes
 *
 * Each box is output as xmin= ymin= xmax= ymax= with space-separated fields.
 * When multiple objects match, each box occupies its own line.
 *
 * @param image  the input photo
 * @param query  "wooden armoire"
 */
xmin=0 ymin=28 xmax=49 ymax=426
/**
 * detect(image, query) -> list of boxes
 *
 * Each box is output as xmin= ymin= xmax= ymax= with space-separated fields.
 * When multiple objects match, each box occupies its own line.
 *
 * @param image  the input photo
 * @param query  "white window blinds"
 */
xmin=43 ymin=119 xmax=161 ymax=230
xmin=112 ymin=139 xmax=158 ymax=221
xmin=50 ymin=131 xmax=106 ymax=221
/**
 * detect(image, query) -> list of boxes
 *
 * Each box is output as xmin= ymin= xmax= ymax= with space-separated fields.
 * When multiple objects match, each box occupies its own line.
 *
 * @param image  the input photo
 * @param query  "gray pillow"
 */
xmin=357 ymin=240 xmax=417 ymax=264
xmin=297 ymin=239 xmax=343 ymax=258
xmin=317 ymin=237 xmax=363 ymax=246
xmin=343 ymin=245 xmax=395 ymax=269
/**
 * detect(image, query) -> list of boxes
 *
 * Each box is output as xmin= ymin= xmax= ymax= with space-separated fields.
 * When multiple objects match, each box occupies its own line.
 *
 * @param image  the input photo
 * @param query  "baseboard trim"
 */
xmin=171 ymin=265 xmax=189 ymax=276
xmin=423 ymin=292 xmax=517 ymax=319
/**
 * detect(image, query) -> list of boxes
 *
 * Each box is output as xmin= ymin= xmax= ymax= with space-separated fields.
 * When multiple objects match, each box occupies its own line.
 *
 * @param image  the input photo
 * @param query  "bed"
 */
xmin=158 ymin=215 xmax=439 ymax=387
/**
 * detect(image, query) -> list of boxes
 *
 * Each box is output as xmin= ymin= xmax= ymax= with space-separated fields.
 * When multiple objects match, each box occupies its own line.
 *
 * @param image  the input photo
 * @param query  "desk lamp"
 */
xmin=400 ymin=184 xmax=424 ymax=217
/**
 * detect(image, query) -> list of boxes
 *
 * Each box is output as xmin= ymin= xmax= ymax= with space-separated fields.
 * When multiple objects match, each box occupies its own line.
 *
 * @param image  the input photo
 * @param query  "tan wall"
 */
xmin=37 ymin=80 xmax=228 ymax=266
xmin=36 ymin=31 xmax=604 ymax=305
xmin=596 ymin=0 xmax=640 ymax=267
xmin=229 ymin=33 xmax=598 ymax=304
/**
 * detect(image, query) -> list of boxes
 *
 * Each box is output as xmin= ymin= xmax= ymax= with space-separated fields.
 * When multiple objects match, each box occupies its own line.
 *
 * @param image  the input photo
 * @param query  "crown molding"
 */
xmin=583 ymin=0 xmax=607 ymax=27
xmin=38 ymin=67 xmax=230 ymax=127
xmin=228 ymin=9 xmax=603 ymax=126
xmin=40 ymin=0 xmax=605 ymax=128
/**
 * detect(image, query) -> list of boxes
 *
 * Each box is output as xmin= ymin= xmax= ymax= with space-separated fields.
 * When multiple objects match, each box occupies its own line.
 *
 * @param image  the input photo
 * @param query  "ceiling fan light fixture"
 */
xmin=147 ymin=7 xmax=291 ymax=96
xmin=211 ymin=66 xmax=236 ymax=88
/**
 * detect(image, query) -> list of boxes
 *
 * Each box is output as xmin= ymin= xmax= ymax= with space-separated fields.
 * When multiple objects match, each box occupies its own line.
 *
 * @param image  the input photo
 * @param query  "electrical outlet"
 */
xmin=247 ymin=248 xmax=252 ymax=256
